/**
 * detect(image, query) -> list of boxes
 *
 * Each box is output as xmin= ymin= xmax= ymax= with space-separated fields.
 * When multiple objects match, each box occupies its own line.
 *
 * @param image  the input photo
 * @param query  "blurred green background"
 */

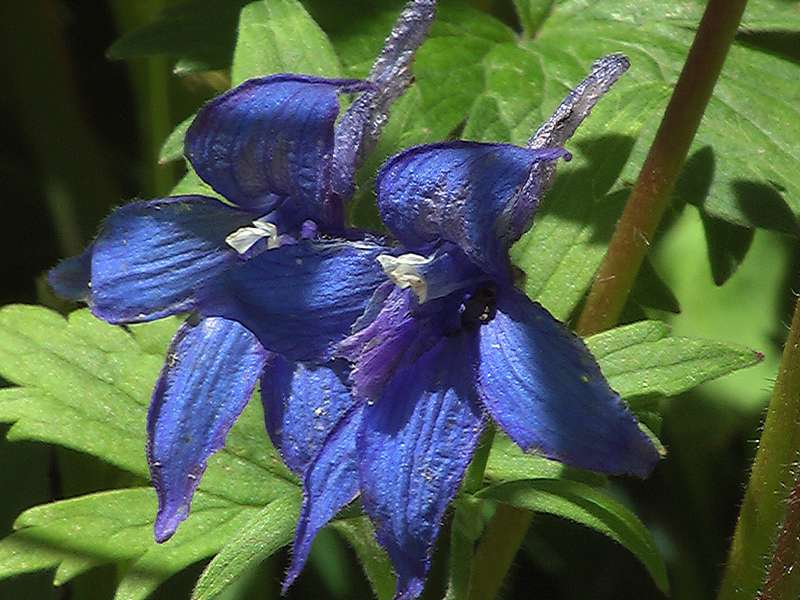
xmin=1 ymin=1 xmax=798 ymax=598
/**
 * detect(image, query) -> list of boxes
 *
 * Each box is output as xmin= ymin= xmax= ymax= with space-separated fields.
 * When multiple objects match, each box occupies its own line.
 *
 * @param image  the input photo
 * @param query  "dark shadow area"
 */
xmin=736 ymin=30 xmax=800 ymax=65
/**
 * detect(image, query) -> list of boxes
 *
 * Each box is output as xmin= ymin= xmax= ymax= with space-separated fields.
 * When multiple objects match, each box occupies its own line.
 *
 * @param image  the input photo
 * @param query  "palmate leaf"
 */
xmin=420 ymin=0 xmax=799 ymax=313
xmin=477 ymin=478 xmax=670 ymax=595
xmin=0 ymin=306 xmax=300 ymax=597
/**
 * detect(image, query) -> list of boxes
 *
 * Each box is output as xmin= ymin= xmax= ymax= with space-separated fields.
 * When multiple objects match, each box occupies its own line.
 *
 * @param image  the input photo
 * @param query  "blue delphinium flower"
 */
xmin=206 ymin=54 xmax=659 ymax=599
xmin=48 ymin=0 xmax=435 ymax=543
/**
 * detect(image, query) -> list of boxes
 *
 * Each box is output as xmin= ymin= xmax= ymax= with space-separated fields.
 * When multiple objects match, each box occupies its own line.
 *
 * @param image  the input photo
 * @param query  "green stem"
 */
xmin=718 ymin=296 xmax=800 ymax=600
xmin=758 ymin=477 xmax=800 ymax=600
xmin=575 ymin=0 xmax=749 ymax=336
xmin=467 ymin=505 xmax=532 ymax=600
xmin=445 ymin=428 xmax=496 ymax=600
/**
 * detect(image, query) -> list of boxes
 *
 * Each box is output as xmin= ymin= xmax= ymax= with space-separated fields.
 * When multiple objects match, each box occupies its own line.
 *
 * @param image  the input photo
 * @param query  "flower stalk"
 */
xmin=576 ymin=0 xmax=750 ymax=336
xmin=718 ymin=296 xmax=800 ymax=600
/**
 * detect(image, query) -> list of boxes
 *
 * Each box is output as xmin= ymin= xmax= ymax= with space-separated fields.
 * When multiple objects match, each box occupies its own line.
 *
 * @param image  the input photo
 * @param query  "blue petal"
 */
xmin=358 ymin=336 xmax=485 ymax=599
xmin=261 ymin=355 xmax=356 ymax=475
xmin=201 ymin=239 xmax=389 ymax=361
xmin=186 ymin=75 xmax=365 ymax=221
xmin=377 ymin=141 xmax=568 ymax=277
xmin=48 ymin=244 xmax=92 ymax=301
xmin=90 ymin=196 xmax=252 ymax=323
xmin=148 ymin=317 xmax=267 ymax=542
xmin=476 ymin=286 xmax=659 ymax=477
xmin=338 ymin=286 xmax=440 ymax=401
xmin=331 ymin=0 xmax=435 ymax=200
xmin=284 ymin=405 xmax=364 ymax=592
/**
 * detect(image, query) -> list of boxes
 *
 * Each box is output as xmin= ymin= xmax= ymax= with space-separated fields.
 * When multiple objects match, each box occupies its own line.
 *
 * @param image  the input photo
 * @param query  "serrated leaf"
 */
xmin=108 ymin=0 xmax=250 ymax=74
xmin=477 ymin=478 xmax=669 ymax=595
xmin=0 ymin=489 xmax=260 ymax=595
xmin=192 ymin=493 xmax=300 ymax=600
xmin=587 ymin=320 xmax=763 ymax=399
xmin=331 ymin=517 xmax=395 ymax=600
xmin=231 ymin=0 xmax=342 ymax=86
xmin=0 ymin=306 xmax=300 ymax=595
xmin=538 ymin=0 xmax=800 ymax=233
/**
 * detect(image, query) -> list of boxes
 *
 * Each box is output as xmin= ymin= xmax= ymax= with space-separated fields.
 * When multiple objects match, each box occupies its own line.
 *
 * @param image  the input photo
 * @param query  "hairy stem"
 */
xmin=576 ymin=0 xmax=749 ymax=336
xmin=718 ymin=296 xmax=800 ymax=600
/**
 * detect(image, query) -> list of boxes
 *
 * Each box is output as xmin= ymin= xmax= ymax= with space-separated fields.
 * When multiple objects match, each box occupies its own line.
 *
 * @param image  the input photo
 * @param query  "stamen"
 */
xmin=377 ymin=253 xmax=431 ymax=302
xmin=225 ymin=219 xmax=280 ymax=254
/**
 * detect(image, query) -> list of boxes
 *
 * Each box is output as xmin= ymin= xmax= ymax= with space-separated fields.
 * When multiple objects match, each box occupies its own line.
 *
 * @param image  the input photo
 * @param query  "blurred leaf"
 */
xmin=477 ymin=478 xmax=669 ymax=595
xmin=192 ymin=493 xmax=300 ymax=600
xmin=653 ymin=207 xmax=789 ymax=413
xmin=231 ymin=0 xmax=342 ymax=85
xmin=332 ymin=517 xmax=395 ymax=600
xmin=586 ymin=320 xmax=763 ymax=399
xmin=159 ymin=115 xmax=193 ymax=164
xmin=108 ymin=0 xmax=251 ymax=74
xmin=631 ymin=258 xmax=681 ymax=313
xmin=0 ymin=306 xmax=300 ymax=595
xmin=511 ymin=0 xmax=555 ymax=36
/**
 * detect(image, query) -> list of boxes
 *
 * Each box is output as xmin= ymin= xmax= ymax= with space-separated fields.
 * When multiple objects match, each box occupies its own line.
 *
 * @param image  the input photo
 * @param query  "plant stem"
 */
xmin=575 ymin=0 xmax=749 ymax=336
xmin=467 ymin=505 xmax=532 ymax=600
xmin=718 ymin=296 xmax=800 ymax=600
xmin=758 ymin=478 xmax=800 ymax=600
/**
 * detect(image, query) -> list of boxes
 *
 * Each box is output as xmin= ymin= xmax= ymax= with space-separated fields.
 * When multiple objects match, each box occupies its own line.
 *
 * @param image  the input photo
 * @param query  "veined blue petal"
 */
xmin=476 ymin=286 xmax=659 ymax=477
xmin=338 ymin=286 xmax=441 ymax=401
xmin=358 ymin=336 xmax=485 ymax=600
xmin=148 ymin=317 xmax=267 ymax=542
xmin=331 ymin=0 xmax=435 ymax=200
xmin=284 ymin=405 xmax=364 ymax=592
xmin=89 ymin=196 xmax=252 ymax=324
xmin=377 ymin=141 xmax=568 ymax=277
xmin=48 ymin=244 xmax=92 ymax=301
xmin=261 ymin=355 xmax=356 ymax=475
xmin=186 ymin=74 xmax=366 ymax=220
xmin=201 ymin=239 xmax=388 ymax=361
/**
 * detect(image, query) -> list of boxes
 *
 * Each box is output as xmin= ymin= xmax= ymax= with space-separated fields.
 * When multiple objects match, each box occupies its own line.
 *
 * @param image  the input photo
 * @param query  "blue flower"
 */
xmin=214 ymin=54 xmax=660 ymax=600
xmin=48 ymin=0 xmax=436 ymax=542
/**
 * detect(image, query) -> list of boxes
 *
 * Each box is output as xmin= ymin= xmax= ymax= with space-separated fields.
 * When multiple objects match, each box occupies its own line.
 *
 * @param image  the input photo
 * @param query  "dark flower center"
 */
xmin=460 ymin=285 xmax=497 ymax=329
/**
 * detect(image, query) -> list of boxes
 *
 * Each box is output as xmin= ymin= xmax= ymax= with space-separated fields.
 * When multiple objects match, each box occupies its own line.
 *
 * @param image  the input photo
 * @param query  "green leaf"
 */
xmin=630 ymin=257 xmax=681 ymax=313
xmin=485 ymin=432 xmax=605 ymax=486
xmin=108 ymin=0 xmax=251 ymax=74
xmin=0 ymin=306 xmax=300 ymax=595
xmin=511 ymin=0 xmax=555 ymax=37
xmin=587 ymin=320 xmax=763 ymax=400
xmin=331 ymin=517 xmax=395 ymax=600
xmin=477 ymin=479 xmax=669 ymax=595
xmin=0 ymin=489 xmax=260 ymax=597
xmin=231 ymin=0 xmax=342 ymax=86
xmin=537 ymin=1 xmax=800 ymax=234
xmin=159 ymin=115 xmax=193 ymax=164
xmin=192 ymin=493 xmax=300 ymax=600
